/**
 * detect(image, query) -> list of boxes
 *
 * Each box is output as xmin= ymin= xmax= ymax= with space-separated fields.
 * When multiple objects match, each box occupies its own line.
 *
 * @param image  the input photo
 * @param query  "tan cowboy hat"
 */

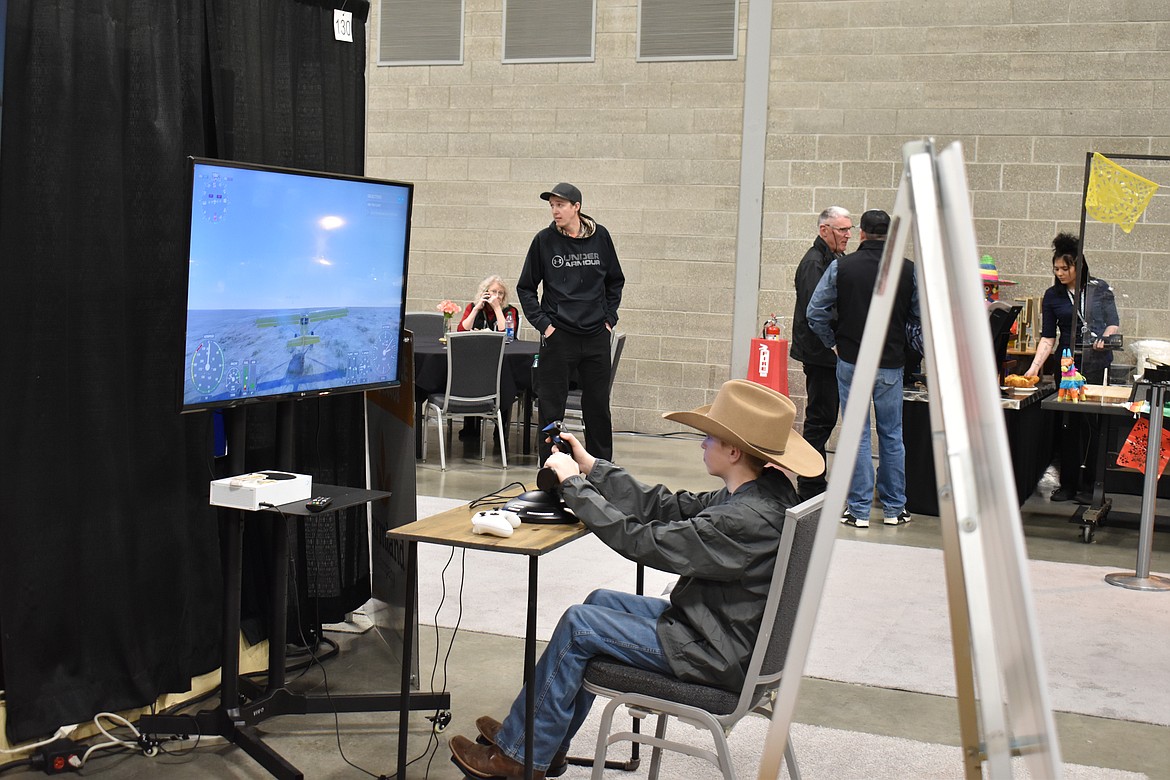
xmin=664 ymin=379 xmax=824 ymax=477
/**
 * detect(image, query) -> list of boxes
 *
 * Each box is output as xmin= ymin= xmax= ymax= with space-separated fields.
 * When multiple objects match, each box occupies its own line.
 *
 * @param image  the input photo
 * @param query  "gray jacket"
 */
xmin=561 ymin=461 xmax=798 ymax=692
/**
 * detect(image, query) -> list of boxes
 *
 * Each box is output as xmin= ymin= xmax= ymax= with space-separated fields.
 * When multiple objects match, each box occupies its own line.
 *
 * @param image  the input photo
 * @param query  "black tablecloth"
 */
xmin=903 ymin=389 xmax=1055 ymax=516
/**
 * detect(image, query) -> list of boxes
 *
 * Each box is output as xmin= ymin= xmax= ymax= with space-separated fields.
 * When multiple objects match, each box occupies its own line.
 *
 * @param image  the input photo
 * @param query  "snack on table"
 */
xmin=1004 ymin=374 xmax=1040 ymax=388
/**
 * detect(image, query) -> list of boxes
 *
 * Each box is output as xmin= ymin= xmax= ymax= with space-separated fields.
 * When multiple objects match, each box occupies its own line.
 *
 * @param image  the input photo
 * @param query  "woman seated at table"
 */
xmin=457 ymin=275 xmax=519 ymax=334
xmin=1024 ymin=233 xmax=1121 ymax=502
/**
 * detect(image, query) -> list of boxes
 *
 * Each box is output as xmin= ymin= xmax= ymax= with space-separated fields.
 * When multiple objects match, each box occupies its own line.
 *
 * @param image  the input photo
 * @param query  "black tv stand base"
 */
xmin=137 ymin=483 xmax=445 ymax=779
xmin=140 ymin=687 xmax=451 ymax=780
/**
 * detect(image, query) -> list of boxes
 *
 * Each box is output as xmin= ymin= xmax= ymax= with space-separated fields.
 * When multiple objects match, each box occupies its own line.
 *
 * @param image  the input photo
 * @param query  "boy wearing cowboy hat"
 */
xmin=449 ymin=379 xmax=822 ymax=780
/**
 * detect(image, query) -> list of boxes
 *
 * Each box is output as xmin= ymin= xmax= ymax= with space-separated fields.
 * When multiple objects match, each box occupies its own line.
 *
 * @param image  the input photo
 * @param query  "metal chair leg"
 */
xmin=648 ymin=714 xmax=667 ymax=780
xmin=497 ymin=410 xmax=508 ymax=469
xmin=784 ymin=735 xmax=800 ymax=780
xmin=421 ymin=404 xmax=430 ymax=463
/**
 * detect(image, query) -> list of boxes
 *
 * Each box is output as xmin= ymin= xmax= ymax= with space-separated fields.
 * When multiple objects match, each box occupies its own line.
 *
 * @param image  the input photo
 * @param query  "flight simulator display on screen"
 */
xmin=181 ymin=158 xmax=412 ymax=412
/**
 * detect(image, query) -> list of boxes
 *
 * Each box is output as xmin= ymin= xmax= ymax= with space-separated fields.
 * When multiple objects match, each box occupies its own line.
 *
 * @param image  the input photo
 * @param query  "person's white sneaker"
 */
xmin=841 ymin=509 xmax=869 ymax=528
xmin=884 ymin=508 xmax=912 ymax=526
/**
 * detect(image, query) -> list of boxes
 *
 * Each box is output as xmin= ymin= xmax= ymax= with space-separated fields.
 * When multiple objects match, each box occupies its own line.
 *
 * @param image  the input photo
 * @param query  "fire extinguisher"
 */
xmin=762 ymin=314 xmax=781 ymax=341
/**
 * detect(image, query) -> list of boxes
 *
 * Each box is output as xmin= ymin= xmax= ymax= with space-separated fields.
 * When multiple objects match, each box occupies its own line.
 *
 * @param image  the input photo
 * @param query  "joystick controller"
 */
xmin=542 ymin=421 xmax=572 ymax=455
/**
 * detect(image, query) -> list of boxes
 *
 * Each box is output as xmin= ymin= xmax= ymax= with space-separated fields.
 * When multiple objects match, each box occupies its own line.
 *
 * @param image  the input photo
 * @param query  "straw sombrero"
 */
xmin=664 ymin=379 xmax=824 ymax=477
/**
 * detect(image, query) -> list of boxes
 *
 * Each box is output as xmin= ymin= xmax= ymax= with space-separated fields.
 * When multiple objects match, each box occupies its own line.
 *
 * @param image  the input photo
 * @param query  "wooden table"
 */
xmin=387 ymin=499 xmax=589 ymax=779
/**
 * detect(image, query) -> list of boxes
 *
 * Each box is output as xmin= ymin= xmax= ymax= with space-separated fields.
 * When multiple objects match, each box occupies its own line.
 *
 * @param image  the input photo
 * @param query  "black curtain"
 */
xmin=0 ymin=0 xmax=370 ymax=742
xmin=201 ymin=0 xmax=373 ymax=645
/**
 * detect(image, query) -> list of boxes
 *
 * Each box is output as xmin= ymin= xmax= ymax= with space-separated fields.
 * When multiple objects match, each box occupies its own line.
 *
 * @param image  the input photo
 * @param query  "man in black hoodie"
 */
xmin=518 ymin=182 xmax=625 ymax=462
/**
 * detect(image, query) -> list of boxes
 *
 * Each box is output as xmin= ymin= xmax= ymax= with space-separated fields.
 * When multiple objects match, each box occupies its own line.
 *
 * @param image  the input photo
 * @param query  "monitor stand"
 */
xmin=138 ymin=405 xmax=448 ymax=779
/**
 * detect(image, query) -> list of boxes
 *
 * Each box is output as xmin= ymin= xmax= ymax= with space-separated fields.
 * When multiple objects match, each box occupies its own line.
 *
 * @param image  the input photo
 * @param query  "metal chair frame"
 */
xmin=421 ymin=331 xmax=508 ymax=471
xmin=562 ymin=330 xmax=626 ymax=432
xmin=404 ymin=311 xmax=448 ymax=344
xmin=581 ymin=494 xmax=826 ymax=780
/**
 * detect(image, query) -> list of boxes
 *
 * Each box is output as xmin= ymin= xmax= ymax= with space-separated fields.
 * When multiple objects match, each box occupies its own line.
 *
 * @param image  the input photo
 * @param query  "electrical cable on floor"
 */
xmin=421 ymin=547 xmax=467 ymax=778
xmin=73 ymin=712 xmax=148 ymax=768
xmin=0 ymin=724 xmax=78 ymax=754
xmin=283 ymin=508 xmax=385 ymax=780
xmin=0 ymin=758 xmax=33 ymax=775
xmin=155 ymin=714 xmax=204 ymax=757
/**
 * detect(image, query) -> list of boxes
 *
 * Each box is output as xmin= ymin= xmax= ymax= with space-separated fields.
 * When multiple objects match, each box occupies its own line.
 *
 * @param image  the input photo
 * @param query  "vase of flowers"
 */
xmin=437 ymin=299 xmax=460 ymax=342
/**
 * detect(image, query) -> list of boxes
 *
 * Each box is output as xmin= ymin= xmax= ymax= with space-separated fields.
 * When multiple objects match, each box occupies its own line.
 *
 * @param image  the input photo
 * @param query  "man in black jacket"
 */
xmin=806 ymin=209 xmax=919 ymax=528
xmin=518 ymin=182 xmax=625 ymax=462
xmin=790 ymin=206 xmax=852 ymax=500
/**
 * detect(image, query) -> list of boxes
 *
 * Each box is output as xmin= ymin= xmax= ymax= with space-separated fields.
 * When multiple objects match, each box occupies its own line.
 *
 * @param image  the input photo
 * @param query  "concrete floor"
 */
xmin=11 ymin=428 xmax=1168 ymax=779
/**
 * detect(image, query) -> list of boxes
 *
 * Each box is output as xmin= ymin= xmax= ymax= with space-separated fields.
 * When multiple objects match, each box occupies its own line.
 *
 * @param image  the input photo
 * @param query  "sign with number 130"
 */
xmin=334 ymin=10 xmax=353 ymax=43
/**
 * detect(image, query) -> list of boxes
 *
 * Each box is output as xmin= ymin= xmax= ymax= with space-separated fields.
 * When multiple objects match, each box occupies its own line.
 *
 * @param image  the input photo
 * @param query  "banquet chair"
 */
xmin=538 ymin=331 xmax=626 ymax=439
xmin=421 ymin=331 xmax=508 ymax=471
xmin=563 ymin=331 xmax=626 ymax=431
xmin=580 ymin=493 xmax=825 ymax=780
xmin=404 ymin=311 xmax=448 ymax=344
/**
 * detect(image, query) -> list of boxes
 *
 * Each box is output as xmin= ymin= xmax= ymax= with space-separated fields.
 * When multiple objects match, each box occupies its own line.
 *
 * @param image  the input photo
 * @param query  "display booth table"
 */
xmin=1042 ymin=389 xmax=1170 ymax=544
xmin=903 ymin=384 xmax=1054 ymax=517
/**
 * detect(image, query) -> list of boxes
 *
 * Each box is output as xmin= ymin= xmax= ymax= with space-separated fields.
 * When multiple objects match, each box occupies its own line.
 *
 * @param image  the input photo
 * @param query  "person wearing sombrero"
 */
xmin=448 ymin=379 xmax=822 ymax=780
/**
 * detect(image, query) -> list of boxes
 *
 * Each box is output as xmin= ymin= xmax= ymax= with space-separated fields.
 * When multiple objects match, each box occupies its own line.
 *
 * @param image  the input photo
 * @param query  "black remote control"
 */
xmin=306 ymin=496 xmax=333 ymax=512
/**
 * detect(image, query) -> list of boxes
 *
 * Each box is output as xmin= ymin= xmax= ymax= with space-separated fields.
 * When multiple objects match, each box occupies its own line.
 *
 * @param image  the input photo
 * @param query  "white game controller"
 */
xmin=471 ymin=509 xmax=521 ymax=538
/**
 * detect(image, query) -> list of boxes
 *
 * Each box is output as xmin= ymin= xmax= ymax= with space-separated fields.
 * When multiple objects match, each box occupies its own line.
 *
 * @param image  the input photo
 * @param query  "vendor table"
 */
xmin=1042 ymin=390 xmax=1170 ymax=544
xmin=903 ymin=383 xmax=1054 ymax=517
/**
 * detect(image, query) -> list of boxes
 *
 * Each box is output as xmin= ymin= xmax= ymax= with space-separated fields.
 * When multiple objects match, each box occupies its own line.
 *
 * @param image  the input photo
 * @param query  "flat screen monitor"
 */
xmin=180 ymin=157 xmax=412 ymax=412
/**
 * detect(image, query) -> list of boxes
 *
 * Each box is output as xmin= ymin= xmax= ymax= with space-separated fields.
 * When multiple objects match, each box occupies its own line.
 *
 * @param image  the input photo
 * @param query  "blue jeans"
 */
xmin=492 ymin=589 xmax=673 ymax=771
xmin=836 ymin=360 xmax=907 ymax=519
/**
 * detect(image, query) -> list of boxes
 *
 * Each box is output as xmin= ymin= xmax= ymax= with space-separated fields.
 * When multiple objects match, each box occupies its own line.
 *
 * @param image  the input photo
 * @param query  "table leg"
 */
xmin=397 ymin=541 xmax=418 ymax=777
xmin=523 ymin=389 xmax=534 ymax=455
xmin=524 ymin=556 xmax=538 ymax=780
xmin=1107 ymin=384 xmax=1170 ymax=591
xmin=222 ymin=512 xmax=244 ymax=715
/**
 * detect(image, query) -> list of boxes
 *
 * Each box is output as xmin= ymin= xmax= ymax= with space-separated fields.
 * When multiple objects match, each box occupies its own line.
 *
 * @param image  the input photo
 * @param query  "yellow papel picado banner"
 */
xmin=1085 ymin=152 xmax=1159 ymax=234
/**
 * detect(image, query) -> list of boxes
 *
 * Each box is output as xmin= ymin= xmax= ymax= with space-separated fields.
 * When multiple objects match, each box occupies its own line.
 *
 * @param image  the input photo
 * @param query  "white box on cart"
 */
xmin=210 ymin=471 xmax=312 ymax=512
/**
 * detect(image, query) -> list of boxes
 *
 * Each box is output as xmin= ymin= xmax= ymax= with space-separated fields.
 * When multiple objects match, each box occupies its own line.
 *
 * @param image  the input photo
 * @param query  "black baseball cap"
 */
xmin=540 ymin=182 xmax=582 ymax=204
xmin=860 ymin=209 xmax=890 ymax=236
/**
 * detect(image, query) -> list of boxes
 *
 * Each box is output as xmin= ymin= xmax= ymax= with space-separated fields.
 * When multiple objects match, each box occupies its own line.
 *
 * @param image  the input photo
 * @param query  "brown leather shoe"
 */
xmin=449 ymin=734 xmax=545 ymax=779
xmin=474 ymin=716 xmax=569 ymax=777
xmin=475 ymin=714 xmax=503 ymax=745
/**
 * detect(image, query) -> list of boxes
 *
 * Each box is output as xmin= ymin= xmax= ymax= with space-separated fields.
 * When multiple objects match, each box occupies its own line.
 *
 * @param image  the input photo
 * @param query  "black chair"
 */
xmin=580 ymin=494 xmax=825 ymax=780
xmin=421 ymin=331 xmax=508 ymax=471
xmin=405 ymin=311 xmax=448 ymax=344
xmin=561 ymin=331 xmax=626 ymax=432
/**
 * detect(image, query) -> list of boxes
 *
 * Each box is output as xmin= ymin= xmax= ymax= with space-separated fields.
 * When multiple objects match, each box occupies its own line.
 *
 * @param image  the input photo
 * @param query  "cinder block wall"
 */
xmin=366 ymin=0 xmax=1170 ymax=437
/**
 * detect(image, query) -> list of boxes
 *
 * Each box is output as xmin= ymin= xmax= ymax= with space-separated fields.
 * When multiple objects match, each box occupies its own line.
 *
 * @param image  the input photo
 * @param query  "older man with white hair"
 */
xmin=791 ymin=205 xmax=853 ymax=501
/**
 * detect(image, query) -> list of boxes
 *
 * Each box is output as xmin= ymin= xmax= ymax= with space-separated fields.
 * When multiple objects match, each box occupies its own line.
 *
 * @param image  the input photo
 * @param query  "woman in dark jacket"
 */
xmin=1025 ymin=233 xmax=1121 ymax=502
xmin=1025 ymin=233 xmax=1120 ymax=384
